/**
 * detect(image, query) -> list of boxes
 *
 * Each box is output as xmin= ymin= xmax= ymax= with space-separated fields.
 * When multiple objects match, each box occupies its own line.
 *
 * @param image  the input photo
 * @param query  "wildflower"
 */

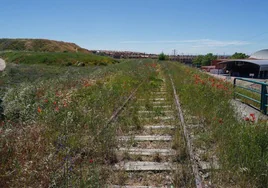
xmin=219 ymin=118 xmax=223 ymax=124
xmin=44 ymin=99 xmax=48 ymax=103
xmin=250 ymin=113 xmax=256 ymax=121
xmin=37 ymin=107 xmax=42 ymax=113
xmin=55 ymin=106 xmax=59 ymax=112
xmin=53 ymin=101 xmax=57 ymax=105
xmin=89 ymin=159 xmax=94 ymax=164
xmin=244 ymin=117 xmax=250 ymax=121
xmin=83 ymin=83 xmax=91 ymax=87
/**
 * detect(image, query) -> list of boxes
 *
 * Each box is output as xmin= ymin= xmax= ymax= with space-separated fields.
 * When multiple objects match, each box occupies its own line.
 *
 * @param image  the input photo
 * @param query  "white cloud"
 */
xmin=120 ymin=39 xmax=250 ymax=47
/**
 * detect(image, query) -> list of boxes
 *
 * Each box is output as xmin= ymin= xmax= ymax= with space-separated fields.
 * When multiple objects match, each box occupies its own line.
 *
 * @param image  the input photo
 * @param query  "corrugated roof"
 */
xmin=218 ymin=59 xmax=268 ymax=71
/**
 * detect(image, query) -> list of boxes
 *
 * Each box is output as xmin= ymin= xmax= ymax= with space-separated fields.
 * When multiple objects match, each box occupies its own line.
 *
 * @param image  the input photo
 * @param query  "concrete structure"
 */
xmin=0 ymin=58 xmax=6 ymax=71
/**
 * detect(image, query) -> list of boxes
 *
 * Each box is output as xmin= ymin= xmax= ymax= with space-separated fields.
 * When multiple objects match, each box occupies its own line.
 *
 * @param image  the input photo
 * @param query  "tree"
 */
xmin=193 ymin=53 xmax=217 ymax=66
xmin=193 ymin=55 xmax=203 ymax=65
xmin=158 ymin=52 xmax=167 ymax=60
xmin=201 ymin=53 xmax=217 ymax=66
xmin=230 ymin=52 xmax=249 ymax=59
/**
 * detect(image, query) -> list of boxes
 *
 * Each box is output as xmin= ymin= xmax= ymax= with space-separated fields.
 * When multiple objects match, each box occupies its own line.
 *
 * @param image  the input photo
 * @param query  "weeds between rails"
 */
xmin=2 ymin=59 xmax=267 ymax=187
xmin=109 ymin=64 xmax=193 ymax=187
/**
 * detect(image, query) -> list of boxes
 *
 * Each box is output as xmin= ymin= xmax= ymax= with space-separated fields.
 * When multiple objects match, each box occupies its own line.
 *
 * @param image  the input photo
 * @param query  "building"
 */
xmin=216 ymin=49 xmax=268 ymax=78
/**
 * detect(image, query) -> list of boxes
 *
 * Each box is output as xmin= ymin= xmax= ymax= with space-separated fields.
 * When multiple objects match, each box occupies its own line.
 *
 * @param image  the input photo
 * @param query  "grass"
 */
xmin=2 ymin=59 xmax=267 ymax=187
xmin=0 ymin=38 xmax=89 ymax=53
xmin=0 ymin=59 xmax=156 ymax=187
xmin=163 ymin=61 xmax=268 ymax=187
xmin=0 ymin=51 xmax=119 ymax=66
xmin=110 ymin=64 xmax=194 ymax=187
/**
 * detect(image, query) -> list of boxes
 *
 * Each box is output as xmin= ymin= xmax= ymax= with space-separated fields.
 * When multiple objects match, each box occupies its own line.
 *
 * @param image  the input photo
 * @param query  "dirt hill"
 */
xmin=0 ymin=38 xmax=90 ymax=53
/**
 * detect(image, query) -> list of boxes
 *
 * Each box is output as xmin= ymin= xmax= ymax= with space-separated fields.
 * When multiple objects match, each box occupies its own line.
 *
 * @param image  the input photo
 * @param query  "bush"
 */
xmin=165 ymin=62 xmax=268 ymax=187
xmin=0 ymin=52 xmax=119 ymax=66
xmin=158 ymin=52 xmax=167 ymax=60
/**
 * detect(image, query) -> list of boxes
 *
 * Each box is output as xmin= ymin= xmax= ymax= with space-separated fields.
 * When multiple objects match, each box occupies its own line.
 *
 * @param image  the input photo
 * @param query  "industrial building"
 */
xmin=216 ymin=49 xmax=268 ymax=78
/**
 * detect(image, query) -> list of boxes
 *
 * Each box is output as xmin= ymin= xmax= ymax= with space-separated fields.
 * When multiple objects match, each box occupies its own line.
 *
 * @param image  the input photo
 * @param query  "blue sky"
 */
xmin=1 ymin=0 xmax=268 ymax=55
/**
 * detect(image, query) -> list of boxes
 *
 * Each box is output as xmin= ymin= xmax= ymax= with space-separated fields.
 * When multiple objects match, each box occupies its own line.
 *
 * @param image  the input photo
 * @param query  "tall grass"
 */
xmin=164 ymin=61 xmax=268 ymax=187
xmin=0 ymin=51 xmax=119 ymax=66
xmin=0 ymin=60 xmax=156 ymax=187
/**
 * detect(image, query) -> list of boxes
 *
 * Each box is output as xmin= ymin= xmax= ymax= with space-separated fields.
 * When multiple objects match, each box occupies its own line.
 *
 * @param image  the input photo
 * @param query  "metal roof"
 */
xmin=219 ymin=59 xmax=268 ymax=71
xmin=250 ymin=49 xmax=268 ymax=59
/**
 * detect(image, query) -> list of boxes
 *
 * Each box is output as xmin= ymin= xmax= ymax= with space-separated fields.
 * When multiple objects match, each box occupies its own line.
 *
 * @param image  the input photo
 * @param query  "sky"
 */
xmin=1 ymin=0 xmax=268 ymax=55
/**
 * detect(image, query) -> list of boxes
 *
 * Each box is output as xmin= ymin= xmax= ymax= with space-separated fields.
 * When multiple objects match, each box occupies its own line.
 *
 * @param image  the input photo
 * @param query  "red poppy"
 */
xmin=55 ymin=106 xmax=59 ymax=112
xmin=89 ymin=159 xmax=93 ymax=163
xmin=250 ymin=113 xmax=256 ymax=121
xmin=37 ymin=107 xmax=42 ymax=113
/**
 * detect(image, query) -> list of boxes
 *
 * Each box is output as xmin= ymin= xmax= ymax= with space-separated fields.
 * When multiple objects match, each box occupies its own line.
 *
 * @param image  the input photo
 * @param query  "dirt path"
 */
xmin=0 ymin=58 xmax=6 ymax=71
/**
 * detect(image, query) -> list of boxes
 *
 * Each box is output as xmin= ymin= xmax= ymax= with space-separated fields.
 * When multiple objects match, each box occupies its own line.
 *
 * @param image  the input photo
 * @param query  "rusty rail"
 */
xmin=94 ymin=82 xmax=143 ymax=140
xmin=169 ymin=74 xmax=203 ymax=188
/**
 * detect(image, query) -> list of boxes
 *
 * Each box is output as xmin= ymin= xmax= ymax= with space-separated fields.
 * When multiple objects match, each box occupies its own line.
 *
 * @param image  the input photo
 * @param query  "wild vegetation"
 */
xmin=0 ymin=51 xmax=119 ymax=66
xmin=158 ymin=52 xmax=168 ymax=61
xmin=1 ymin=59 xmax=267 ymax=187
xmin=0 ymin=60 xmax=157 ymax=187
xmin=0 ymin=38 xmax=90 ymax=53
xmin=164 ymin=61 xmax=268 ymax=187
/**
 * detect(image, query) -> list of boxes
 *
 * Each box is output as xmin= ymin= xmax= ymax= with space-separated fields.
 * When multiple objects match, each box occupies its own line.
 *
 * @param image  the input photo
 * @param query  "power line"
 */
xmin=242 ymin=31 xmax=268 ymax=42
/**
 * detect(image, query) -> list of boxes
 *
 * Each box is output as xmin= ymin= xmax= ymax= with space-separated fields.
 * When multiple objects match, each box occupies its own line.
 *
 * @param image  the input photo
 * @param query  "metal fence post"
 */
xmin=233 ymin=78 xmax=237 ymax=99
xmin=261 ymin=85 xmax=267 ymax=114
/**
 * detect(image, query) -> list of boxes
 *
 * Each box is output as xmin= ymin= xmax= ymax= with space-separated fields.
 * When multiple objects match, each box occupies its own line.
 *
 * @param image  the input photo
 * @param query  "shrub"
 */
xmin=158 ymin=52 xmax=167 ymax=60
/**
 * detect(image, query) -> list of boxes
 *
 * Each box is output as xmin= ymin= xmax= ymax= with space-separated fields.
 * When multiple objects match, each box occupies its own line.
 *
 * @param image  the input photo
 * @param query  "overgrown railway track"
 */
xmin=169 ymin=74 xmax=203 ymax=188
xmin=101 ymin=65 xmax=212 ymax=187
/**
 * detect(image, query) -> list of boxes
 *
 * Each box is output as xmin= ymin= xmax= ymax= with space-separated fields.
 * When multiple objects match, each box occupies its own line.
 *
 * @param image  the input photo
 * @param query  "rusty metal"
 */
xmin=94 ymin=82 xmax=143 ymax=140
xmin=169 ymin=74 xmax=204 ymax=188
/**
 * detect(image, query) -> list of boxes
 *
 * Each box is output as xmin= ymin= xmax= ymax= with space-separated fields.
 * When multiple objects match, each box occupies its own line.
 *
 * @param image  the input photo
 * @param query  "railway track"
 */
xmin=105 ymin=66 xmax=216 ymax=187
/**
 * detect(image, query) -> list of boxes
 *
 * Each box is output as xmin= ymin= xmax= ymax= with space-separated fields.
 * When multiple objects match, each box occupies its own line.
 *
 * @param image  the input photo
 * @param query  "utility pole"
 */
xmin=172 ymin=49 xmax=176 ymax=56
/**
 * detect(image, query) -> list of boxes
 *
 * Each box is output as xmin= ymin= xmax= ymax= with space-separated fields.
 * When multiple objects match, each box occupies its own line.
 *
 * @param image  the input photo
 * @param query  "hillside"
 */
xmin=0 ymin=38 xmax=90 ymax=53
xmin=0 ymin=51 xmax=119 ymax=66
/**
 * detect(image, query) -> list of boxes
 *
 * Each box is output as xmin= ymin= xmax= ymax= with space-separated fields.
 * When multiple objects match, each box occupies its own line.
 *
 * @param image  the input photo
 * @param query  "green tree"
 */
xmin=193 ymin=53 xmax=217 ymax=66
xmin=158 ymin=52 xmax=167 ymax=60
xmin=230 ymin=52 xmax=249 ymax=59
xmin=193 ymin=55 xmax=203 ymax=65
xmin=201 ymin=53 xmax=217 ymax=66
